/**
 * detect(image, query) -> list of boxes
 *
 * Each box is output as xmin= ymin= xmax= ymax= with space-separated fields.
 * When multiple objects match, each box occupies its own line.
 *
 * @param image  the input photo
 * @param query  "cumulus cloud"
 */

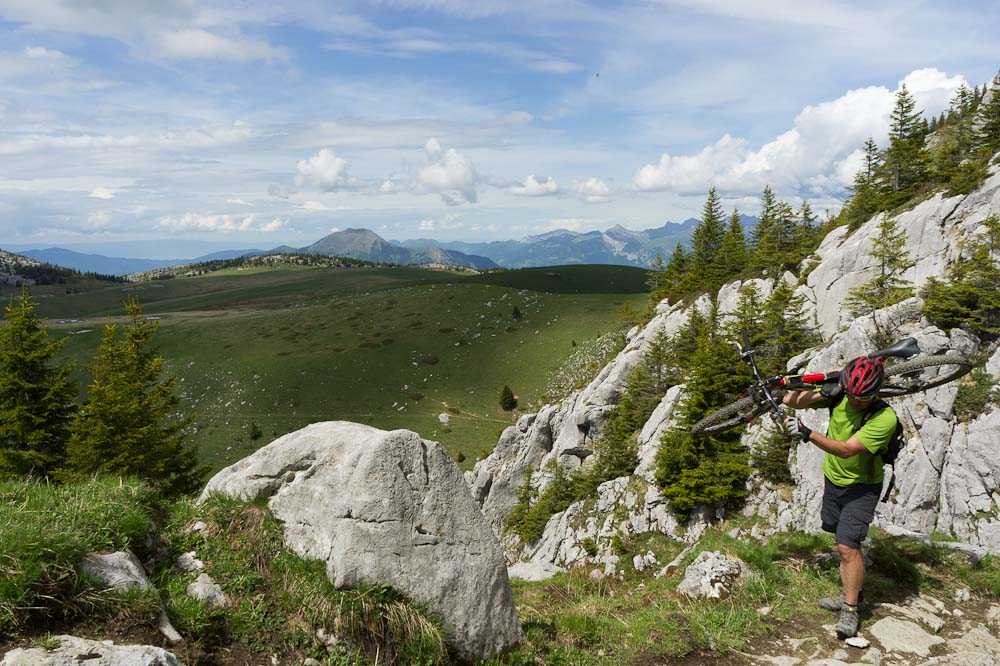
xmin=633 ymin=68 xmax=966 ymax=198
xmin=508 ymin=174 xmax=558 ymax=196
xmin=88 ymin=187 xmax=114 ymax=199
xmin=157 ymin=213 xmax=288 ymax=233
xmin=417 ymin=138 xmax=479 ymax=205
xmin=227 ymin=198 xmax=251 ymax=205
xmin=295 ymin=148 xmax=361 ymax=191
xmin=575 ymin=177 xmax=611 ymax=203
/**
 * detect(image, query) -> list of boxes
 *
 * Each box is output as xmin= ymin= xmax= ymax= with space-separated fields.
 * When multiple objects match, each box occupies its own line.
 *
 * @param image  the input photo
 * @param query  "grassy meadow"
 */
xmin=4 ymin=264 xmax=649 ymax=474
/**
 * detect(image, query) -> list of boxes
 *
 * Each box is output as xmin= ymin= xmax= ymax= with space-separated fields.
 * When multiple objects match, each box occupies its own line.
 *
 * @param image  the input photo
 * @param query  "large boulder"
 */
xmin=201 ymin=421 xmax=522 ymax=663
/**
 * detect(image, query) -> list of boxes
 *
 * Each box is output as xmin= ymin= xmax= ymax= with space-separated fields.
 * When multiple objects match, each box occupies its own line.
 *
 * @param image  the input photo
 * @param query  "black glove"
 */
xmin=784 ymin=416 xmax=812 ymax=442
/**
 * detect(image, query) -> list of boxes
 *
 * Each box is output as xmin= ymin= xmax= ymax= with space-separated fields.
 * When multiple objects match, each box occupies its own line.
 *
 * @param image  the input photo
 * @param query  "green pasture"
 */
xmin=17 ymin=264 xmax=649 ymax=474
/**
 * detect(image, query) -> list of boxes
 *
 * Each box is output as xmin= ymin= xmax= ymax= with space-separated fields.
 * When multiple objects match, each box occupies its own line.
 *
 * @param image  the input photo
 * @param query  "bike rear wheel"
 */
xmin=879 ymin=354 xmax=974 ymax=397
xmin=691 ymin=389 xmax=788 ymax=436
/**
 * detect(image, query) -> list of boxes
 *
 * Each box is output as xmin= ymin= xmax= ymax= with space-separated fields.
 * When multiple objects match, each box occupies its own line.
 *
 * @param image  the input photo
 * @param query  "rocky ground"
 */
xmin=735 ymin=591 xmax=1000 ymax=666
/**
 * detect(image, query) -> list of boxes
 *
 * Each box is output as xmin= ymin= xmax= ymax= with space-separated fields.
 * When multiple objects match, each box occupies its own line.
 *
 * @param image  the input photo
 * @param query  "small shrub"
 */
xmin=455 ymin=451 xmax=466 ymax=463
xmin=953 ymin=368 xmax=1000 ymax=421
xmin=580 ymin=537 xmax=598 ymax=557
xmin=249 ymin=422 xmax=263 ymax=441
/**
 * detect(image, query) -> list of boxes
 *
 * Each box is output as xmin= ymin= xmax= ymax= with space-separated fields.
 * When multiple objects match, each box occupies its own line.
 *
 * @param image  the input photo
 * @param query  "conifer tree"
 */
xmin=691 ymin=187 xmax=727 ymax=289
xmin=646 ymin=252 xmax=666 ymax=292
xmin=922 ymin=215 xmax=1000 ymax=336
xmin=759 ymin=280 xmax=819 ymax=375
xmin=718 ymin=209 xmax=748 ymax=279
xmin=63 ymin=297 xmax=204 ymax=497
xmin=660 ymin=243 xmax=691 ymax=302
xmin=880 ymin=84 xmax=929 ymax=206
xmin=975 ymin=77 xmax=1000 ymax=154
xmin=500 ymin=385 xmax=517 ymax=411
xmin=845 ymin=215 xmax=915 ymax=345
xmin=655 ymin=303 xmax=750 ymax=517
xmin=0 ymin=292 xmax=76 ymax=477
xmin=843 ymin=138 xmax=884 ymax=230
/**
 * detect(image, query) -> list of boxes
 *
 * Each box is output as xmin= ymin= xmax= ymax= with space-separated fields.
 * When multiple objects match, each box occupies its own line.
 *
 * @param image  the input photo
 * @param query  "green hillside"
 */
xmin=7 ymin=264 xmax=648 ymax=473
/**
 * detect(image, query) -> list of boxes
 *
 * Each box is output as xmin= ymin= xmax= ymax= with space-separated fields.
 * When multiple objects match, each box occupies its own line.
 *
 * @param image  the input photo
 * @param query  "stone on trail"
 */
xmin=844 ymin=636 xmax=870 ymax=649
xmin=200 ymin=420 xmax=523 ymax=663
xmin=868 ymin=617 xmax=945 ymax=656
xmin=0 ymin=635 xmax=182 ymax=666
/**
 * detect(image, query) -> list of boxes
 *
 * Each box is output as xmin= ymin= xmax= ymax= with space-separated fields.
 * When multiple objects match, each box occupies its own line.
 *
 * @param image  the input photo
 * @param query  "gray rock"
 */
xmin=0 ymin=635 xmax=182 ymax=666
xmin=845 ymin=636 xmax=870 ymax=649
xmin=676 ymin=551 xmax=749 ymax=599
xmin=187 ymin=573 xmax=229 ymax=608
xmin=201 ymin=421 xmax=522 ymax=663
xmin=78 ymin=551 xmax=151 ymax=591
xmin=507 ymin=561 xmax=564 ymax=582
xmin=868 ymin=617 xmax=945 ymax=656
xmin=176 ymin=551 xmax=204 ymax=572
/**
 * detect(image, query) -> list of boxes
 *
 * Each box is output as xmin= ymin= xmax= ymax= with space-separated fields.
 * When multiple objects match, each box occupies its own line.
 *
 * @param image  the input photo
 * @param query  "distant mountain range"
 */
xmin=393 ymin=216 xmax=758 ymax=268
xmin=9 ymin=216 xmax=758 ymax=276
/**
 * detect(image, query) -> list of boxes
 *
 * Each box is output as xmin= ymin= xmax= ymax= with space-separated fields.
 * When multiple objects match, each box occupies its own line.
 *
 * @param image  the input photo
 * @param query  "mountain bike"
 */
xmin=691 ymin=335 xmax=974 ymax=436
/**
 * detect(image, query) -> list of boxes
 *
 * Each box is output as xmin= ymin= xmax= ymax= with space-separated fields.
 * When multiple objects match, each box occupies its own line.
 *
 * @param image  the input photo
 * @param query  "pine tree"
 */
xmin=654 ymin=302 xmax=750 ymax=517
xmin=845 ymin=215 xmax=916 ymax=345
xmin=975 ymin=76 xmax=1000 ymax=154
xmin=758 ymin=280 xmax=819 ymax=375
xmin=879 ymin=84 xmax=929 ymax=206
xmin=690 ymin=187 xmax=727 ymax=290
xmin=659 ymin=243 xmax=691 ymax=303
xmin=843 ymin=138 xmax=884 ymax=230
xmin=718 ymin=209 xmax=748 ymax=280
xmin=922 ymin=214 xmax=1000 ymax=336
xmin=0 ymin=292 xmax=77 ymax=477
xmin=500 ymin=385 xmax=517 ymax=411
xmin=63 ymin=297 xmax=204 ymax=497
xmin=646 ymin=252 xmax=666 ymax=292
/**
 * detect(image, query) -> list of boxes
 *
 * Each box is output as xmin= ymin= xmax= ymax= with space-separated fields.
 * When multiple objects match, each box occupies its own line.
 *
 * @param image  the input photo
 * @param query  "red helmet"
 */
xmin=840 ymin=356 xmax=885 ymax=397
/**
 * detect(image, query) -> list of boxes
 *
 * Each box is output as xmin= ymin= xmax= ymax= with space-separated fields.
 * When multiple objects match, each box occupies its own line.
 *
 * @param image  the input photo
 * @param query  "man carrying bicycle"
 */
xmin=782 ymin=356 xmax=898 ymax=640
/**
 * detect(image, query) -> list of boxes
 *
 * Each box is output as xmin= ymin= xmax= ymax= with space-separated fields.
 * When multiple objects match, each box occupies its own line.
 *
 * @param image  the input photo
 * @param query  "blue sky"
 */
xmin=1 ymin=0 xmax=999 ymax=251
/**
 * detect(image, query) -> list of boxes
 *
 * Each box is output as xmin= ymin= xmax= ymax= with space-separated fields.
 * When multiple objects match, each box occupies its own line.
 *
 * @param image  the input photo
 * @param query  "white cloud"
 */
xmin=633 ymin=68 xmax=967 ymax=198
xmin=417 ymin=137 xmax=479 ymax=205
xmin=0 ymin=123 xmax=256 ymax=156
xmin=575 ymin=177 xmax=611 ymax=203
xmin=418 ymin=219 xmax=435 ymax=231
xmin=151 ymin=28 xmax=290 ymax=62
xmin=157 ymin=213 xmax=287 ymax=233
xmin=505 ymin=111 xmax=534 ymax=124
xmin=295 ymin=148 xmax=361 ymax=191
xmin=88 ymin=187 xmax=114 ymax=200
xmin=86 ymin=210 xmax=112 ymax=228
xmin=508 ymin=174 xmax=558 ymax=197
xmin=227 ymin=198 xmax=251 ymax=206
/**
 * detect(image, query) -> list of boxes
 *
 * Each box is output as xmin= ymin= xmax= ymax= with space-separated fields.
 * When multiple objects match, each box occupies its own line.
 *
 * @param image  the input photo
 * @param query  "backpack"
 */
xmin=826 ymin=389 xmax=906 ymax=502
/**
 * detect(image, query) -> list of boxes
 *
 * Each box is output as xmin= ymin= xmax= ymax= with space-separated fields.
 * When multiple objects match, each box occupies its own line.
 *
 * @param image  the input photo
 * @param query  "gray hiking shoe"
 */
xmin=819 ymin=591 xmax=864 ymax=612
xmin=836 ymin=605 xmax=860 ymax=639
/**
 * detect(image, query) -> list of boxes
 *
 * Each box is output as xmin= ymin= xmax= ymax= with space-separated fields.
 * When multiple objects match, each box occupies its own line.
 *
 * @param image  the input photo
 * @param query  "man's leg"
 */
xmin=838 ymin=543 xmax=864 ymax=605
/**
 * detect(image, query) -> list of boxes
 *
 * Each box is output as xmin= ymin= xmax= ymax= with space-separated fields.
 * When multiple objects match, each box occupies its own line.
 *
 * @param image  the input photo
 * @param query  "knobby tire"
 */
xmin=691 ymin=389 xmax=787 ymax=436
xmin=879 ymin=354 xmax=974 ymax=397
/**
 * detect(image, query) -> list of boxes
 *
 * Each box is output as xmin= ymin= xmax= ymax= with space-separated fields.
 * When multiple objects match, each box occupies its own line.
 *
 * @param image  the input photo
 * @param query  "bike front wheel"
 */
xmin=691 ymin=389 xmax=787 ymax=437
xmin=879 ymin=354 xmax=975 ymax=397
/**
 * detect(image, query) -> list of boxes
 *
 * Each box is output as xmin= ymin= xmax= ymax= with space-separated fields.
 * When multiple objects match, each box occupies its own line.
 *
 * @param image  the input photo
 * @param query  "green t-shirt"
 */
xmin=813 ymin=398 xmax=897 ymax=486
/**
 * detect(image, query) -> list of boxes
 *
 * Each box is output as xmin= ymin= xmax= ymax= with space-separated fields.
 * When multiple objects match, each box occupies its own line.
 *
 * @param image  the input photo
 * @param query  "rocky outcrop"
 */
xmin=0 ymin=635 xmax=182 ymax=666
xmin=201 ymin=421 xmax=522 ymax=663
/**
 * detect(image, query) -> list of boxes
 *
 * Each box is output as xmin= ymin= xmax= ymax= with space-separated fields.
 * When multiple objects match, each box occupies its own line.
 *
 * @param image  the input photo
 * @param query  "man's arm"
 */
xmin=782 ymin=389 xmax=826 ymax=409
xmin=782 ymin=390 xmax=868 ymax=458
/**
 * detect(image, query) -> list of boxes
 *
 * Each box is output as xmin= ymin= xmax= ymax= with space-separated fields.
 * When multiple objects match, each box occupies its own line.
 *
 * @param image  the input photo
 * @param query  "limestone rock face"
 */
xmin=201 ymin=421 xmax=522 ymax=663
xmin=0 ymin=636 xmax=182 ymax=666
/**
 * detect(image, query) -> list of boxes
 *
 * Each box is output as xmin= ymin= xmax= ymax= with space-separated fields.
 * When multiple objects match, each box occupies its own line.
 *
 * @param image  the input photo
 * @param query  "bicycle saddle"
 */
xmin=869 ymin=337 xmax=920 ymax=360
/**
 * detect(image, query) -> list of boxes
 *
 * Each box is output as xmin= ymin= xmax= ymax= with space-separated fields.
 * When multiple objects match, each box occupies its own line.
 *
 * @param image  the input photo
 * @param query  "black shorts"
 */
xmin=821 ymin=478 xmax=881 ymax=549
